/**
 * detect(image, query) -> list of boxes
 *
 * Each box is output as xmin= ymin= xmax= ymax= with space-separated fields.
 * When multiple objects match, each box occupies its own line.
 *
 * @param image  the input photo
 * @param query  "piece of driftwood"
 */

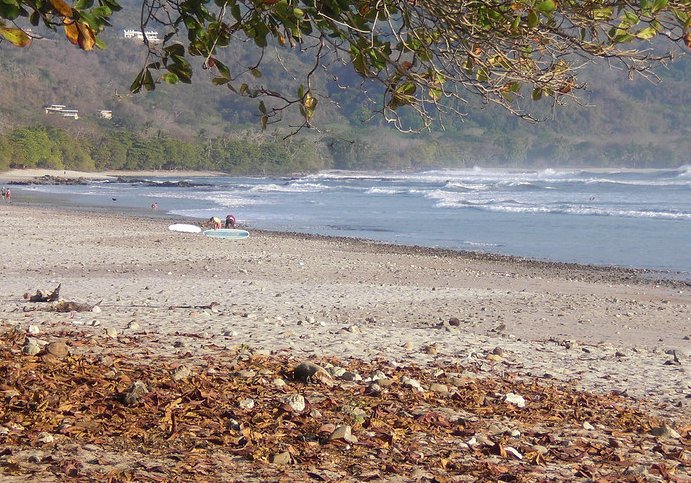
xmin=168 ymin=302 xmax=220 ymax=310
xmin=24 ymin=284 xmax=61 ymax=302
xmin=50 ymin=300 xmax=101 ymax=313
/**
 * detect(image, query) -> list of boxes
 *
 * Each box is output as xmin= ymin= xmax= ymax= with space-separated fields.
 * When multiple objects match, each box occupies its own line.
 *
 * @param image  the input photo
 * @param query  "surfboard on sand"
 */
xmin=203 ymin=229 xmax=250 ymax=239
xmin=169 ymin=223 xmax=202 ymax=234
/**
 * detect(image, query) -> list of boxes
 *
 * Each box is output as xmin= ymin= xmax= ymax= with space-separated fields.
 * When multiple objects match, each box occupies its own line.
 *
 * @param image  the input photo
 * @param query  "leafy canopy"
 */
xmin=1 ymin=0 xmax=689 ymax=130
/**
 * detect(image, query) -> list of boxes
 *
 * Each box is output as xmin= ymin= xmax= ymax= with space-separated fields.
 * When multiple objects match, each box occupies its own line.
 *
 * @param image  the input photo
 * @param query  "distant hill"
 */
xmin=0 ymin=8 xmax=688 ymax=173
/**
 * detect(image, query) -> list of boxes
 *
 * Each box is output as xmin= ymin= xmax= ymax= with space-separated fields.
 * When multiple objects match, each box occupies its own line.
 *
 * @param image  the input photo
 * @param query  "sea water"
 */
xmin=14 ymin=167 xmax=691 ymax=278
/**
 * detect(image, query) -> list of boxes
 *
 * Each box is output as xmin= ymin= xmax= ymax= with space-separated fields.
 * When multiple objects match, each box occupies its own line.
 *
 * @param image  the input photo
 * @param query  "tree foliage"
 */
xmin=0 ymin=0 xmax=688 ymax=131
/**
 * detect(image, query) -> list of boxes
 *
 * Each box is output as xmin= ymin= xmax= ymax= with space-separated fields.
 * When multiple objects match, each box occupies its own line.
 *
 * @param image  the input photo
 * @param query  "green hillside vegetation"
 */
xmin=0 ymin=9 xmax=688 ymax=174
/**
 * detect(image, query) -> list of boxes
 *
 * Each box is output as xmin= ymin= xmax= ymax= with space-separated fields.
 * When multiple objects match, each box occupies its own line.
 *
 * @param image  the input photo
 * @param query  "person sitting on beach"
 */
xmin=225 ymin=214 xmax=236 ymax=229
xmin=209 ymin=216 xmax=222 ymax=229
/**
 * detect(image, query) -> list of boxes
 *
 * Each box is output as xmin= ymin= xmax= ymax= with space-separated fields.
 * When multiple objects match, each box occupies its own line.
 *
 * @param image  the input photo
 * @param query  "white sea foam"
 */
xmin=250 ymin=182 xmax=329 ymax=193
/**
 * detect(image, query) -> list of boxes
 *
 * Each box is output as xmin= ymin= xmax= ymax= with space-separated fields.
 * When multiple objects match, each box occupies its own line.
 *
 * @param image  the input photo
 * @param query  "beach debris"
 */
xmin=292 ymin=361 xmax=330 ymax=383
xmin=504 ymin=392 xmax=526 ymax=408
xmin=45 ymin=340 xmax=69 ymax=359
xmin=104 ymin=328 xmax=118 ymax=339
xmin=0 ymin=330 xmax=688 ymax=481
xmin=238 ymin=398 xmax=255 ymax=409
xmin=172 ymin=366 xmax=192 ymax=381
xmin=22 ymin=338 xmax=41 ymax=356
xmin=280 ymin=394 xmax=306 ymax=412
xmin=168 ymin=302 xmax=220 ymax=310
xmin=23 ymin=284 xmax=61 ymax=302
xmin=649 ymin=424 xmax=681 ymax=439
xmin=27 ymin=325 xmax=40 ymax=335
xmin=329 ymin=425 xmax=357 ymax=444
xmin=400 ymin=376 xmax=424 ymax=392
xmin=119 ymin=381 xmax=149 ymax=406
xmin=448 ymin=317 xmax=461 ymax=326
xmin=269 ymin=451 xmax=292 ymax=465
xmin=127 ymin=320 xmax=140 ymax=330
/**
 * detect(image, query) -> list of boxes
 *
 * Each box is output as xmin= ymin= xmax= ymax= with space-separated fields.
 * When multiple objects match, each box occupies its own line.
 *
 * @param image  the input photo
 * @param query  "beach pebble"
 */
xmin=172 ymin=366 xmax=192 ymax=381
xmin=27 ymin=325 xmax=40 ymax=335
xmin=269 ymin=451 xmax=292 ymax=465
xmin=329 ymin=425 xmax=357 ymax=444
xmin=582 ymin=421 xmax=595 ymax=431
xmin=365 ymin=383 xmax=382 ymax=396
xmin=401 ymin=376 xmax=423 ymax=392
xmin=272 ymin=378 xmax=286 ymax=388
xmin=238 ymin=398 xmax=255 ymax=409
xmin=293 ymin=361 xmax=330 ymax=383
xmin=22 ymin=338 xmax=41 ymax=356
xmin=430 ymin=383 xmax=449 ymax=394
xmin=281 ymin=394 xmax=306 ymax=412
xmin=648 ymin=424 xmax=681 ymax=439
xmin=37 ymin=432 xmax=55 ymax=444
xmin=448 ymin=317 xmax=461 ymax=326
xmin=121 ymin=381 xmax=149 ymax=406
xmin=402 ymin=341 xmax=415 ymax=350
xmin=127 ymin=320 xmax=140 ymax=330
xmin=91 ymin=306 xmax=101 ymax=313
xmin=45 ymin=341 xmax=69 ymax=359
xmin=105 ymin=327 xmax=118 ymax=338
xmin=504 ymin=392 xmax=526 ymax=408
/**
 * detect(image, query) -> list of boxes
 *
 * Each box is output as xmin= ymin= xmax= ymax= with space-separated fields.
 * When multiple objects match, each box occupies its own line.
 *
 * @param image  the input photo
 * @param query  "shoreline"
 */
xmin=0 ymin=202 xmax=688 ymax=480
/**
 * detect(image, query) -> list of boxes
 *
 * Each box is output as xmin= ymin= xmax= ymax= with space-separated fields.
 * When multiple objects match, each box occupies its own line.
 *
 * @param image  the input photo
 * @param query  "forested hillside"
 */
xmin=0 ymin=5 xmax=688 ymax=174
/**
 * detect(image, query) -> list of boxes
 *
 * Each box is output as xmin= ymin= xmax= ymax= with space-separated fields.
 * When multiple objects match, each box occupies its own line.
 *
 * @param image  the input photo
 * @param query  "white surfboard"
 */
xmin=169 ymin=223 xmax=202 ymax=233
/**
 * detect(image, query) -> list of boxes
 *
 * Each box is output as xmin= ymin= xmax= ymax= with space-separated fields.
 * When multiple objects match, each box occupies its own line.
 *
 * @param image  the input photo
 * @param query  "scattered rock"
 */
xmin=423 ymin=343 xmax=439 ymax=355
xmin=583 ymin=421 xmax=595 ymax=431
xmin=105 ymin=327 xmax=118 ymax=338
xmin=127 ymin=320 xmax=140 ymax=330
xmin=402 ymin=341 xmax=415 ymax=350
xmin=504 ymin=446 xmax=523 ymax=460
xmin=121 ymin=381 xmax=149 ymax=406
xmin=37 ymin=432 xmax=54 ymax=444
xmin=430 ymin=383 xmax=449 ymax=394
xmin=365 ymin=383 xmax=382 ymax=396
xmin=281 ymin=394 xmax=306 ymax=412
xmin=91 ymin=306 xmax=102 ymax=313
xmin=401 ymin=376 xmax=424 ymax=392
xmin=172 ymin=366 xmax=192 ymax=381
xmin=329 ymin=425 xmax=357 ymax=444
xmin=22 ymin=338 xmax=41 ymax=356
xmin=45 ymin=341 xmax=69 ymax=359
xmin=504 ymin=393 xmax=526 ymax=408
xmin=27 ymin=325 xmax=40 ymax=335
xmin=269 ymin=451 xmax=292 ymax=465
xmin=486 ymin=353 xmax=503 ymax=362
xmin=448 ymin=317 xmax=461 ymax=326
xmin=492 ymin=346 xmax=505 ymax=357
xmin=293 ymin=361 xmax=330 ymax=383
xmin=238 ymin=398 xmax=255 ymax=409
xmin=272 ymin=378 xmax=286 ymax=388
xmin=649 ymin=424 xmax=681 ymax=439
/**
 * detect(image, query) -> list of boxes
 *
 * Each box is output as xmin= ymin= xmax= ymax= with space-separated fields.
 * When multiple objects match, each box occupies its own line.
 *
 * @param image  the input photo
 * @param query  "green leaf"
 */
xmin=0 ymin=26 xmax=31 ymax=47
xmin=527 ymin=11 xmax=539 ymax=28
xmin=258 ymin=100 xmax=267 ymax=115
xmin=162 ymin=72 xmax=180 ymax=84
xmin=635 ymin=26 xmax=657 ymax=39
xmin=250 ymin=68 xmax=262 ymax=78
xmin=212 ymin=77 xmax=231 ymax=85
xmin=651 ymin=0 xmax=668 ymax=13
xmin=0 ymin=1 xmax=22 ymax=21
xmin=592 ymin=7 xmax=613 ymax=20
xmin=532 ymin=88 xmax=543 ymax=100
xmin=536 ymin=0 xmax=556 ymax=13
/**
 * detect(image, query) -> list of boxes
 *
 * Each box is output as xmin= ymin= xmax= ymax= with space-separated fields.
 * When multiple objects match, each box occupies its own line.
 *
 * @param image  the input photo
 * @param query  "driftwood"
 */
xmin=49 ymin=300 xmax=102 ymax=313
xmin=24 ymin=284 xmax=61 ymax=302
xmin=168 ymin=302 xmax=220 ymax=310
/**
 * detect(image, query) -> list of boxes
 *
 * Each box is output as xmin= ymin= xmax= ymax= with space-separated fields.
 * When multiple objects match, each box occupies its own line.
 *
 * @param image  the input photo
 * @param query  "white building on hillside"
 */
xmin=123 ymin=29 xmax=161 ymax=43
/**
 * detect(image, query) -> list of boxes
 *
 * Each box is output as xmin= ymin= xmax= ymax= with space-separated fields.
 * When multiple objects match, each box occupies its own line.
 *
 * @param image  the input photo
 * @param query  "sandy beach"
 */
xmin=0 ymin=196 xmax=689 ymax=480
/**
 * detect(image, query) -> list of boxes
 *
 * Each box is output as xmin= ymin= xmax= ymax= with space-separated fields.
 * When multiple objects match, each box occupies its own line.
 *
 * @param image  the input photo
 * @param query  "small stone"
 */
xmin=121 ymin=381 xmax=149 ymax=406
xmin=430 ymin=383 xmax=449 ymax=394
xmin=504 ymin=446 xmax=523 ymax=460
xmin=649 ymin=425 xmax=681 ymax=439
xmin=238 ymin=398 xmax=255 ymax=409
xmin=45 ymin=341 xmax=69 ymax=359
xmin=273 ymin=378 xmax=286 ymax=388
xmin=583 ymin=421 xmax=595 ymax=431
xmin=486 ymin=353 xmax=503 ymax=362
xmin=401 ymin=376 xmax=423 ymax=392
xmin=37 ymin=432 xmax=54 ymax=444
xmin=339 ymin=371 xmax=359 ymax=381
xmin=172 ymin=366 xmax=192 ymax=381
xmin=127 ymin=320 xmax=140 ymax=330
xmin=91 ymin=306 xmax=102 ymax=313
xmin=105 ymin=327 xmax=118 ymax=338
xmin=28 ymin=325 xmax=40 ymax=335
xmin=402 ymin=341 xmax=415 ymax=350
xmin=346 ymin=325 xmax=361 ymax=334
xmin=365 ymin=383 xmax=382 ymax=396
xmin=329 ymin=425 xmax=357 ymax=443
xmin=281 ymin=394 xmax=306 ymax=412
xmin=448 ymin=317 xmax=461 ymax=326
xmin=370 ymin=370 xmax=387 ymax=381
xmin=269 ymin=451 xmax=292 ymax=465
xmin=236 ymin=370 xmax=256 ymax=379
xmin=492 ymin=346 xmax=505 ymax=356
xmin=293 ymin=361 xmax=330 ymax=383
xmin=23 ymin=338 xmax=41 ymax=356
xmin=423 ymin=344 xmax=439 ymax=355
xmin=504 ymin=393 xmax=526 ymax=408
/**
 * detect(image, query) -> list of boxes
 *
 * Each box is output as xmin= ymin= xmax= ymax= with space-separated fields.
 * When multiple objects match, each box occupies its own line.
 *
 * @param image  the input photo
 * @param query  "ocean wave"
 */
xmin=366 ymin=187 xmax=406 ymax=195
xmin=250 ymin=182 xmax=329 ymax=193
xmin=471 ymin=204 xmax=691 ymax=220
